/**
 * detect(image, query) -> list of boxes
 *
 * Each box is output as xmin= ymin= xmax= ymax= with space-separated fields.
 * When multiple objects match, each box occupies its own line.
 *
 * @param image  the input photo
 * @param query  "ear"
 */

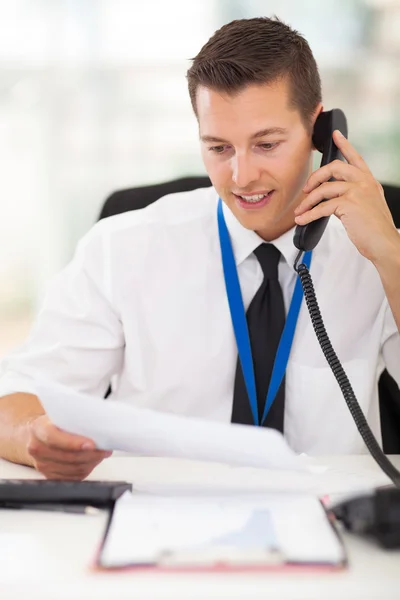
xmin=311 ymin=103 xmax=324 ymax=151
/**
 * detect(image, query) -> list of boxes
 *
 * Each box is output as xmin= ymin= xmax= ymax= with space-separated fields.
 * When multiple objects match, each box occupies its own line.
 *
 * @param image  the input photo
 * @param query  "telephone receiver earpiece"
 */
xmin=293 ymin=108 xmax=348 ymax=252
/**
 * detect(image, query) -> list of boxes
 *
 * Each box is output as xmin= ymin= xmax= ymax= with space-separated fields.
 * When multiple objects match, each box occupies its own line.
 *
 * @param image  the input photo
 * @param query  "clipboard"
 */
xmin=94 ymin=491 xmax=347 ymax=573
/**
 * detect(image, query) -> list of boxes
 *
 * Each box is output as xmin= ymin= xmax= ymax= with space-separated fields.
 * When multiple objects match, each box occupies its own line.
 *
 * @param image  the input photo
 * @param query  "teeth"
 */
xmin=239 ymin=193 xmax=269 ymax=203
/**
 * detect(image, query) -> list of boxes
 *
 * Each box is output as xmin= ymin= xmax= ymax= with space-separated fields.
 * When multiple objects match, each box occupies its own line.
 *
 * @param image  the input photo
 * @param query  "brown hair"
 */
xmin=187 ymin=17 xmax=322 ymax=130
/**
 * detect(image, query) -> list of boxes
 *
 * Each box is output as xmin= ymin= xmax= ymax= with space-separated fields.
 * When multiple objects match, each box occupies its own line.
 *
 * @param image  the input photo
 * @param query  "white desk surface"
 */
xmin=1 ymin=454 xmax=399 ymax=600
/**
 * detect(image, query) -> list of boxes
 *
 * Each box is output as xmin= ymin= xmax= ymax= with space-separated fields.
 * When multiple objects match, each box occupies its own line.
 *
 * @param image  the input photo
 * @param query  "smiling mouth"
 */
xmin=233 ymin=190 xmax=275 ymax=209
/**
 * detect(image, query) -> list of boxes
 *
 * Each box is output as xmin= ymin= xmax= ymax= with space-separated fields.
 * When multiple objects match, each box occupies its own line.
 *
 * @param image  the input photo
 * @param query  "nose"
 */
xmin=231 ymin=153 xmax=261 ymax=189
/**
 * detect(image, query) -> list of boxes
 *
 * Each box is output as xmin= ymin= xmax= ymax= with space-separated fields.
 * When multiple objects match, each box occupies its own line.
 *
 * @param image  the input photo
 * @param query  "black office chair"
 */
xmin=99 ymin=177 xmax=400 ymax=453
xmin=98 ymin=176 xmax=212 ymax=220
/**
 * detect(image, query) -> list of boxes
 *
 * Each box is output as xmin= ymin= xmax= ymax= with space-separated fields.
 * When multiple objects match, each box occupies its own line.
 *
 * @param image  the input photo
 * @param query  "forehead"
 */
xmin=196 ymin=79 xmax=302 ymax=136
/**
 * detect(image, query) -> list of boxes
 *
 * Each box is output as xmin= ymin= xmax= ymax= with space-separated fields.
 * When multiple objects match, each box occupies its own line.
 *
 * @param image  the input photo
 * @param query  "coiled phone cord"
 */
xmin=294 ymin=251 xmax=400 ymax=488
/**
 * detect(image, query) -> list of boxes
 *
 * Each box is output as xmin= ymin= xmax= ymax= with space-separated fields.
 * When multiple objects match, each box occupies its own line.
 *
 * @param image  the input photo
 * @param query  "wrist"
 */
xmin=371 ymin=230 xmax=400 ymax=274
xmin=15 ymin=416 xmax=40 ymax=468
xmin=0 ymin=393 xmax=44 ymax=467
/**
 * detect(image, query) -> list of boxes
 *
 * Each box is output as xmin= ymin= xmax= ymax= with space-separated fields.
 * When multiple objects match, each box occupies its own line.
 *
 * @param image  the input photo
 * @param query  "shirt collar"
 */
xmin=220 ymin=198 xmax=300 ymax=270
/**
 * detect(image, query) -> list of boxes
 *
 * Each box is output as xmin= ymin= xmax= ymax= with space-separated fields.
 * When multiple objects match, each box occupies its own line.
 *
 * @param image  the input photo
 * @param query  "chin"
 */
xmin=245 ymin=214 xmax=274 ymax=233
xmin=232 ymin=206 xmax=273 ymax=231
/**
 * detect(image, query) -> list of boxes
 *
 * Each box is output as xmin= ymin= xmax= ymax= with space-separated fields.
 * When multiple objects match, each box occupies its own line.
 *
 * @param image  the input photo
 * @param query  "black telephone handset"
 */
xmin=292 ymin=109 xmax=400 ymax=489
xmin=293 ymin=108 xmax=348 ymax=251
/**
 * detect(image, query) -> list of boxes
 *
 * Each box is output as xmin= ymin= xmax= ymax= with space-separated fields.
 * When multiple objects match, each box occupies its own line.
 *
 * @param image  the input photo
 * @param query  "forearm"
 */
xmin=374 ymin=235 xmax=400 ymax=333
xmin=0 ymin=393 xmax=44 ymax=466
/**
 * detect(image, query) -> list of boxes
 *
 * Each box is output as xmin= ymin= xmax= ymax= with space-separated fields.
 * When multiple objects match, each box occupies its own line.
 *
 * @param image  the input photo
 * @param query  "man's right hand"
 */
xmin=25 ymin=415 xmax=112 ymax=480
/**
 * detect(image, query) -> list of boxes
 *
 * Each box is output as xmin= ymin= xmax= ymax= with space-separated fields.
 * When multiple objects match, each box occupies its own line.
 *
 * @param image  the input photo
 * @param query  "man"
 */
xmin=0 ymin=17 xmax=399 ymax=480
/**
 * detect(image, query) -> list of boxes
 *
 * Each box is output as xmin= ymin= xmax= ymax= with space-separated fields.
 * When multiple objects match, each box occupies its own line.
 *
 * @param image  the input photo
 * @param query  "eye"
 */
xmin=208 ymin=145 xmax=229 ymax=154
xmin=259 ymin=142 xmax=279 ymax=151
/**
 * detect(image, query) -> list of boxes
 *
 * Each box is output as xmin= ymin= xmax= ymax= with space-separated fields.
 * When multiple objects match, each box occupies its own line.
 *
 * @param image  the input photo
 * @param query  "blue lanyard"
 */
xmin=217 ymin=198 xmax=312 ymax=426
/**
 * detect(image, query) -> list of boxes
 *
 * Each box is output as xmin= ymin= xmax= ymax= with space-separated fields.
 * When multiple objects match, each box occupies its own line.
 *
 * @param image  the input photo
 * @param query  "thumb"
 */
xmin=32 ymin=415 xmax=97 ymax=451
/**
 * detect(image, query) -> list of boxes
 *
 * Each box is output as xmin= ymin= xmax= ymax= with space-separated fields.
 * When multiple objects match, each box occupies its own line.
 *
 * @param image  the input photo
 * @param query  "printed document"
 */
xmin=33 ymin=379 xmax=304 ymax=471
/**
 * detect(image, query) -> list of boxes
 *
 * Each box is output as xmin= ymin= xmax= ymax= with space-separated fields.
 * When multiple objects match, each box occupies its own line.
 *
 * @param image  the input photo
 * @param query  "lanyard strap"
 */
xmin=217 ymin=198 xmax=312 ymax=426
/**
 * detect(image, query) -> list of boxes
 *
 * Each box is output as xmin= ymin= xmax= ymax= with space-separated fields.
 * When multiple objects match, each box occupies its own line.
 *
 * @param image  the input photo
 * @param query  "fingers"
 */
xmin=28 ymin=438 xmax=112 ymax=465
xmin=295 ymin=198 xmax=342 ymax=225
xmin=332 ymin=130 xmax=371 ymax=174
xmin=32 ymin=416 xmax=96 ymax=451
xmin=295 ymin=181 xmax=349 ymax=216
xmin=38 ymin=460 xmax=102 ymax=481
xmin=30 ymin=446 xmax=112 ymax=480
xmin=26 ymin=415 xmax=113 ymax=480
xmin=303 ymin=160 xmax=360 ymax=193
xmin=304 ymin=131 xmax=372 ymax=194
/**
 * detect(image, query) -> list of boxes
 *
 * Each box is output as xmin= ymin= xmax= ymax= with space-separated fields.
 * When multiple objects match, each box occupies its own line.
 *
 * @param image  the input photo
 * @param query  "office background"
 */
xmin=1 ymin=0 xmax=399 ymax=357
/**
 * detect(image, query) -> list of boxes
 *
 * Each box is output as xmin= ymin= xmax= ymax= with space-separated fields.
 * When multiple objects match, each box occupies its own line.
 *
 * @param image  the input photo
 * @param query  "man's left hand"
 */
xmin=294 ymin=130 xmax=400 ymax=265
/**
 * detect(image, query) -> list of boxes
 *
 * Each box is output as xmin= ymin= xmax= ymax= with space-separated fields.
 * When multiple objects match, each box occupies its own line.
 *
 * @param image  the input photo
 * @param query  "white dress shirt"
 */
xmin=1 ymin=186 xmax=399 ymax=454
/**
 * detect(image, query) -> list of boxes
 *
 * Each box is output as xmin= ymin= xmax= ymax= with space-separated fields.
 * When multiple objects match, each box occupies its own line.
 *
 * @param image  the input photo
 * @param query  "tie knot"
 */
xmin=254 ymin=243 xmax=281 ymax=279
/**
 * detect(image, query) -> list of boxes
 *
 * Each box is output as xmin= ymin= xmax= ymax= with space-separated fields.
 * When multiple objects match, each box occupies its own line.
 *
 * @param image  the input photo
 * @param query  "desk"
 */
xmin=1 ymin=455 xmax=400 ymax=600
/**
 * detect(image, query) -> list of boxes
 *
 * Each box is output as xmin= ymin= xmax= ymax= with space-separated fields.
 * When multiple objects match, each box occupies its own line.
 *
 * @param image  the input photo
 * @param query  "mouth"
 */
xmin=233 ymin=190 xmax=275 ymax=210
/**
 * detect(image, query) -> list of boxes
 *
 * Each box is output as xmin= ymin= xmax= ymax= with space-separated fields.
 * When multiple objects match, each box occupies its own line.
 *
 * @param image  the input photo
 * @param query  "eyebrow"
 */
xmin=200 ymin=127 xmax=288 ymax=144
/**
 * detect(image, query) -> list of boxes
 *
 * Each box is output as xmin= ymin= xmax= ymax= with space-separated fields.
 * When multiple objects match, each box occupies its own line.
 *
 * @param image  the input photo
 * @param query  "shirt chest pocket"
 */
xmin=284 ymin=358 xmax=378 ymax=454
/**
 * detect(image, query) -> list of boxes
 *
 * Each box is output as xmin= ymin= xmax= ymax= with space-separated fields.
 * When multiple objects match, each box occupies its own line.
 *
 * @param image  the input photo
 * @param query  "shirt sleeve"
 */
xmin=381 ymin=301 xmax=400 ymax=388
xmin=0 ymin=222 xmax=124 ymax=399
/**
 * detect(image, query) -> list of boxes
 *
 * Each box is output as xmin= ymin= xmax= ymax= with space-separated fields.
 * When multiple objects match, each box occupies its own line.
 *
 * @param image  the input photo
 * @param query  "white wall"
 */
xmin=1 ymin=0 xmax=399 ymax=353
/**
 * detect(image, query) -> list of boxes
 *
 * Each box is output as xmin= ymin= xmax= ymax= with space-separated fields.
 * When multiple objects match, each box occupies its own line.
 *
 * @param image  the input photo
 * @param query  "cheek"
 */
xmin=201 ymin=150 xmax=216 ymax=177
xmin=292 ymin=153 xmax=312 ymax=190
xmin=202 ymin=155 xmax=231 ymax=188
xmin=277 ymin=146 xmax=311 ymax=194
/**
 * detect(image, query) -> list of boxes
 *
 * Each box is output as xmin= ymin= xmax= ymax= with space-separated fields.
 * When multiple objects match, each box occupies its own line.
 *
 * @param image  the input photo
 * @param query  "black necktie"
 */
xmin=231 ymin=243 xmax=286 ymax=431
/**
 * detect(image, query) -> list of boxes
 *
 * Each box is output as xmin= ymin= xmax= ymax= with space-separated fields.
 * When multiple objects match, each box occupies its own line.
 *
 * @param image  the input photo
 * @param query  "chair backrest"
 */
xmin=99 ymin=176 xmax=211 ymax=220
xmin=99 ymin=178 xmax=400 ymax=453
xmin=377 ymin=185 xmax=400 ymax=452
xmin=383 ymin=184 xmax=400 ymax=227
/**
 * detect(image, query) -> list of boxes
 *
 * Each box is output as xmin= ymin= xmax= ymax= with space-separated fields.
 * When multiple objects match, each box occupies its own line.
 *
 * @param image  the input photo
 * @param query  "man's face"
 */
xmin=198 ymin=79 xmax=321 ymax=240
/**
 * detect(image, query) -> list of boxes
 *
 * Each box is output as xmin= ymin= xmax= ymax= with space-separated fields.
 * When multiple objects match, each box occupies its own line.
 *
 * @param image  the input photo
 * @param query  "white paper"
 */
xmin=100 ymin=491 xmax=345 ymax=568
xmin=33 ymin=379 xmax=305 ymax=471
